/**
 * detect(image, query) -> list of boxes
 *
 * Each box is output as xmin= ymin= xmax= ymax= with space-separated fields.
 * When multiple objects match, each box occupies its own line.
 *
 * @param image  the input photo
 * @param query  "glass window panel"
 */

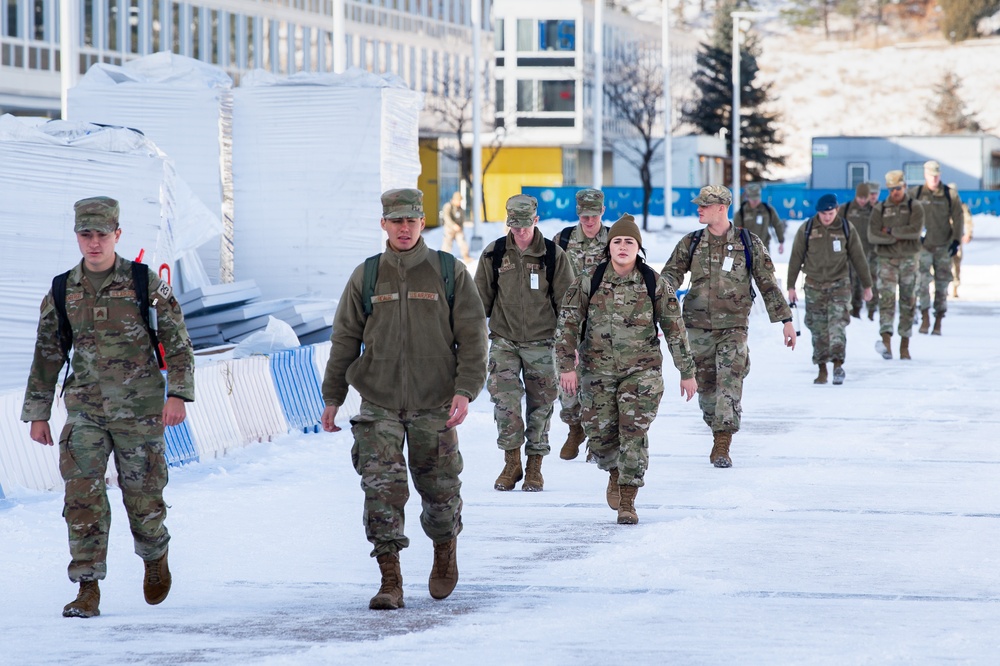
xmin=516 ymin=18 xmax=532 ymax=51
xmin=540 ymin=80 xmax=574 ymax=112
xmin=516 ymin=80 xmax=533 ymax=112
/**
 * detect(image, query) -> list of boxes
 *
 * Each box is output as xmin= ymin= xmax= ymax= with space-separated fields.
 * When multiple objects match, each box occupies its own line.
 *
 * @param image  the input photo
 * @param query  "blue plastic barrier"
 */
xmin=269 ymin=346 xmax=325 ymax=433
xmin=523 ymin=186 xmax=1000 ymax=222
xmin=164 ymin=419 xmax=199 ymax=467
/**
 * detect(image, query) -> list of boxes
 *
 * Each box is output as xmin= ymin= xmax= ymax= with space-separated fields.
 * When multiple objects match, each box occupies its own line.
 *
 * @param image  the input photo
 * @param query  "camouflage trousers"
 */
xmin=441 ymin=221 xmax=470 ymax=259
xmin=487 ymin=337 xmax=558 ymax=456
xmin=688 ymin=327 xmax=750 ymax=434
xmin=876 ymin=255 xmax=919 ymax=338
xmin=58 ymin=413 xmax=169 ymax=582
xmin=851 ymin=250 xmax=879 ymax=316
xmin=349 ymin=400 xmax=463 ymax=558
xmin=579 ymin=366 xmax=663 ymax=487
xmin=804 ymin=276 xmax=852 ymax=365
xmin=952 ymin=246 xmax=964 ymax=287
xmin=918 ymin=245 xmax=953 ymax=314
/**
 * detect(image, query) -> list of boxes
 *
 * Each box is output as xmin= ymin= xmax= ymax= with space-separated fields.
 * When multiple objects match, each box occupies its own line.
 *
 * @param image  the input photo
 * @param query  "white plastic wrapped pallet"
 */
xmin=0 ymin=115 xmax=218 ymax=391
xmin=231 ymin=69 xmax=423 ymax=302
xmin=68 ymin=52 xmax=233 ymax=285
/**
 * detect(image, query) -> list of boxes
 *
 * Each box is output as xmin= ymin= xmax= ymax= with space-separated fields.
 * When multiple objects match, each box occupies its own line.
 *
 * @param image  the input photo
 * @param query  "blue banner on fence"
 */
xmin=522 ymin=186 xmax=1000 ymax=222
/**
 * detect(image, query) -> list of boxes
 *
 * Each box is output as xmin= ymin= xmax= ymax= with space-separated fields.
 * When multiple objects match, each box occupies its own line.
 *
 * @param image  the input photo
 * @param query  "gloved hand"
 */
xmin=948 ymin=240 xmax=960 ymax=256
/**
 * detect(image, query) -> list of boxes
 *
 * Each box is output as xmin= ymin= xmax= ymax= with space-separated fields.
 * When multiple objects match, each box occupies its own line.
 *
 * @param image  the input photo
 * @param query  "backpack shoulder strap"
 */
xmin=803 ymin=217 xmax=814 ymax=256
xmin=361 ymin=253 xmax=382 ymax=317
xmin=491 ymin=236 xmax=507 ymax=294
xmin=588 ymin=261 xmax=609 ymax=300
xmin=687 ymin=229 xmax=704 ymax=272
xmin=639 ymin=263 xmax=658 ymax=304
xmin=557 ymin=226 xmax=574 ymax=250
xmin=943 ymin=185 xmax=951 ymax=205
xmin=132 ymin=261 xmax=164 ymax=369
xmin=436 ymin=250 xmax=456 ymax=311
xmin=739 ymin=228 xmax=757 ymax=302
xmin=543 ymin=238 xmax=556 ymax=297
xmin=51 ymin=271 xmax=72 ymax=363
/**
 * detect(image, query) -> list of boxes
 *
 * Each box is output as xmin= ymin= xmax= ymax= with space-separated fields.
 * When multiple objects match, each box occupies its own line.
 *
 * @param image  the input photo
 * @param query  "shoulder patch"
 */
xmin=155 ymin=280 xmax=173 ymax=301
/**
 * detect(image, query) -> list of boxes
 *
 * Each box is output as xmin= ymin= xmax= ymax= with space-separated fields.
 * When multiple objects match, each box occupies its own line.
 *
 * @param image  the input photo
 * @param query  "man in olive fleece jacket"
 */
xmin=788 ymin=193 xmax=873 ymax=385
xmin=321 ymin=188 xmax=488 ymax=611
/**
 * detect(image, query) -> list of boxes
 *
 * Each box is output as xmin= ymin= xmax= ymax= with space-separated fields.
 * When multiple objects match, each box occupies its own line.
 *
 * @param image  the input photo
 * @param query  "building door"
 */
xmin=847 ymin=162 xmax=868 ymax=189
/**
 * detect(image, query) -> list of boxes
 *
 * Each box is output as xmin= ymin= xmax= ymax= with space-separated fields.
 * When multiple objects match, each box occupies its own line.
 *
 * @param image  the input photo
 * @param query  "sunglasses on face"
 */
xmin=889 ymin=186 xmax=905 ymax=191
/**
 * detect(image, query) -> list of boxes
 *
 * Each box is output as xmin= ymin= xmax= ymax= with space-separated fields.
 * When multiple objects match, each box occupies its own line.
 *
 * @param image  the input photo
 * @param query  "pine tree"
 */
xmin=928 ymin=72 xmax=983 ymax=134
xmin=939 ymin=0 xmax=998 ymax=42
xmin=681 ymin=0 xmax=784 ymax=182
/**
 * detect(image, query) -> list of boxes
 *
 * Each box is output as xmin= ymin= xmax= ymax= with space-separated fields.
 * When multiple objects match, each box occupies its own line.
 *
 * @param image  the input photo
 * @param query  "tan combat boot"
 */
xmin=494 ymin=449 xmax=523 ymax=491
xmin=63 ymin=580 xmax=101 ymax=618
xmin=429 ymin=538 xmax=458 ymax=600
xmin=710 ymin=432 xmax=733 ymax=468
xmin=899 ymin=336 xmax=911 ymax=360
xmin=918 ymin=308 xmax=930 ymax=334
xmin=932 ymin=313 xmax=944 ymax=336
xmin=876 ymin=332 xmax=893 ymax=360
xmin=143 ymin=550 xmax=171 ymax=605
xmin=617 ymin=485 xmax=639 ymax=524
xmin=559 ymin=424 xmax=586 ymax=460
xmin=832 ymin=361 xmax=845 ymax=385
xmin=814 ymin=363 xmax=828 ymax=384
xmin=606 ymin=467 xmax=621 ymax=510
xmin=370 ymin=553 xmax=404 ymax=610
xmin=522 ymin=454 xmax=544 ymax=492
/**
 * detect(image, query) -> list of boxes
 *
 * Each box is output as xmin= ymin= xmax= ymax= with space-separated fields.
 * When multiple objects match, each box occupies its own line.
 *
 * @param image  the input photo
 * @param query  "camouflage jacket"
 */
xmin=441 ymin=202 xmax=464 ymax=229
xmin=322 ymin=237 xmax=488 ymax=410
xmin=475 ymin=228 xmax=575 ymax=343
xmin=908 ymin=184 xmax=964 ymax=249
xmin=555 ymin=223 xmax=609 ymax=282
xmin=788 ymin=215 xmax=872 ymax=289
xmin=555 ymin=264 xmax=695 ymax=379
xmin=22 ymin=254 xmax=195 ymax=422
xmin=661 ymin=224 xmax=792 ymax=330
xmin=734 ymin=202 xmax=785 ymax=247
xmin=838 ymin=200 xmax=875 ymax=255
xmin=868 ymin=194 xmax=924 ymax=258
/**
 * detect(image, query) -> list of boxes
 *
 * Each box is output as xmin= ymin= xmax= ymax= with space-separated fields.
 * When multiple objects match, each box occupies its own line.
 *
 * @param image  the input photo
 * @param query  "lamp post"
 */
xmin=471 ymin=0 xmax=483 ymax=251
xmin=662 ymin=0 xmax=671 ymax=228
xmin=729 ymin=10 xmax=763 ymax=209
xmin=333 ymin=0 xmax=345 ymax=73
xmin=59 ymin=0 xmax=78 ymax=118
xmin=593 ymin=0 xmax=604 ymax=190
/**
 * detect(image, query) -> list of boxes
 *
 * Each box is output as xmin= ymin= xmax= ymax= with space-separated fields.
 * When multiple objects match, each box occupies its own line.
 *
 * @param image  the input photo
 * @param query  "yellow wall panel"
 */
xmin=481 ymin=147 xmax=563 ymax=222
xmin=418 ymin=139 xmax=441 ymax=227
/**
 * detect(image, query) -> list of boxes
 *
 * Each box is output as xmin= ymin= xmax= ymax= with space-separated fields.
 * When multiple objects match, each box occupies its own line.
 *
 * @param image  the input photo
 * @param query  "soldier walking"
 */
xmin=440 ymin=190 xmax=472 ymax=262
xmin=909 ymin=161 xmax=964 ymax=335
xmin=556 ymin=214 xmax=696 ymax=524
xmin=552 ymin=188 xmax=609 ymax=460
xmin=840 ymin=183 xmax=878 ymax=320
xmin=661 ymin=186 xmax=796 ymax=468
xmin=951 ymin=193 xmax=974 ymax=298
xmin=734 ymin=183 xmax=785 ymax=255
xmin=321 ymin=189 xmax=488 ymax=611
xmin=869 ymin=171 xmax=925 ymax=360
xmin=787 ymin=194 xmax=873 ymax=385
xmin=475 ymin=194 xmax=575 ymax=492
xmin=22 ymin=196 xmax=195 ymax=618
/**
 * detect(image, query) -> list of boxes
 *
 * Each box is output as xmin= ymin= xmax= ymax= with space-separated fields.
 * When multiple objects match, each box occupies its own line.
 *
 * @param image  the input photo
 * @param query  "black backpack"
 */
xmin=686 ymin=227 xmax=757 ymax=302
xmin=361 ymin=250 xmax=456 ymax=318
xmin=556 ymin=226 xmax=575 ymax=250
xmin=51 ymin=261 xmax=164 ymax=387
xmin=581 ymin=261 xmax=660 ymax=338
xmin=490 ymin=236 xmax=558 ymax=309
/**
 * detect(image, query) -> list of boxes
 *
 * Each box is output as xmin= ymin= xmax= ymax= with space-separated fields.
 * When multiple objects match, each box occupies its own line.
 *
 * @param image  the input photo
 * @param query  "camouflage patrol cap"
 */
xmin=885 ymin=170 xmax=906 ymax=189
xmin=74 ymin=196 xmax=120 ymax=233
xmin=381 ymin=188 xmax=424 ymax=219
xmin=575 ymin=188 xmax=604 ymax=216
xmin=867 ymin=181 xmax=881 ymax=194
xmin=505 ymin=194 xmax=538 ymax=228
xmin=692 ymin=185 xmax=733 ymax=207
xmin=608 ymin=213 xmax=642 ymax=246
xmin=745 ymin=183 xmax=762 ymax=197
xmin=855 ymin=182 xmax=870 ymax=198
xmin=924 ymin=160 xmax=941 ymax=175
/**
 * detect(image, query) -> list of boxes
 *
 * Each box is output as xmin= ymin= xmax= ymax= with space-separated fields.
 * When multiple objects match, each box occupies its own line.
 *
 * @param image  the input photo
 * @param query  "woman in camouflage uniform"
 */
xmin=555 ymin=215 xmax=697 ymax=525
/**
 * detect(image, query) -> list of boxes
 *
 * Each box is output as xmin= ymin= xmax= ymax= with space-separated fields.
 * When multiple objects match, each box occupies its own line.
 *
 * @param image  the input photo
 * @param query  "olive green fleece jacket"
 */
xmin=322 ymin=237 xmax=488 ymax=410
xmin=868 ymin=194 xmax=925 ymax=259
xmin=475 ymin=228 xmax=576 ymax=342
xmin=787 ymin=215 xmax=872 ymax=289
xmin=838 ymin=200 xmax=874 ymax=254
xmin=908 ymin=184 xmax=964 ymax=249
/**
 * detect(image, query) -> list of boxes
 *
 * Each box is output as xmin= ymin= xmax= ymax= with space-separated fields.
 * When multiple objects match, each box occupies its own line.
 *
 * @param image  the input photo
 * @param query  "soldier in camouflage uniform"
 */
xmin=552 ymin=188 xmax=610 ymax=460
xmin=951 ymin=193 xmax=973 ymax=299
xmin=788 ymin=194 xmax=873 ymax=385
xmin=661 ymin=186 xmax=796 ymax=468
xmin=841 ymin=183 xmax=878 ymax=320
xmin=734 ymin=183 xmax=785 ymax=255
xmin=869 ymin=170 xmax=925 ymax=361
xmin=22 ymin=196 xmax=195 ymax=618
xmin=321 ymin=188 xmax=488 ymax=611
xmin=556 ymin=214 xmax=696 ymax=524
xmin=476 ymin=194 xmax=575 ymax=492
xmin=909 ymin=161 xmax=964 ymax=336
xmin=440 ymin=191 xmax=472 ymax=262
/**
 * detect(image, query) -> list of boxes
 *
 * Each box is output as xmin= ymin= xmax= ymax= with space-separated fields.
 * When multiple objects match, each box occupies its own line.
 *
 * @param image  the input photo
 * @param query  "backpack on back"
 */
xmin=361 ymin=250 xmax=456 ymax=318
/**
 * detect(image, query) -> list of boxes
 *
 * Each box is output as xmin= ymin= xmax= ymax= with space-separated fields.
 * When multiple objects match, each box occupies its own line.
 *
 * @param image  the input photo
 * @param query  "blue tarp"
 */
xmin=269 ymin=346 xmax=325 ymax=433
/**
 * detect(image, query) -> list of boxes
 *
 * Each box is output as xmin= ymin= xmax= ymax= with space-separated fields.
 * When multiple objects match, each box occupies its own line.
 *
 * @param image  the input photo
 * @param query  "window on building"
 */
xmin=539 ymin=20 xmax=574 ymax=51
xmin=432 ymin=50 xmax=439 ymax=94
xmin=495 ymin=17 xmax=503 ymax=51
xmin=847 ymin=163 xmax=869 ymax=190
xmin=495 ymin=79 xmax=504 ymax=112
xmin=903 ymin=162 xmax=925 ymax=185
xmin=107 ymin=0 xmax=119 ymax=50
xmin=516 ymin=18 xmax=532 ymax=51
xmin=5 ymin=0 xmax=19 ymax=37
xmin=540 ymin=80 xmax=574 ymax=111
xmin=516 ymin=80 xmax=533 ymax=112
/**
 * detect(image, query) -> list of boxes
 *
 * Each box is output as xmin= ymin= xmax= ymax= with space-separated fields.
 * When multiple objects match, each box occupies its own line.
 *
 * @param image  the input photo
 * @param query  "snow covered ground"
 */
xmin=2 ymin=216 xmax=999 ymax=665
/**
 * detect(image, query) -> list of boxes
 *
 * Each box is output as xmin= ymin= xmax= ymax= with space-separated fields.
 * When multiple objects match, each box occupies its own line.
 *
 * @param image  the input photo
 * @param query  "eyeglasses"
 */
xmin=889 ymin=186 xmax=905 ymax=191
